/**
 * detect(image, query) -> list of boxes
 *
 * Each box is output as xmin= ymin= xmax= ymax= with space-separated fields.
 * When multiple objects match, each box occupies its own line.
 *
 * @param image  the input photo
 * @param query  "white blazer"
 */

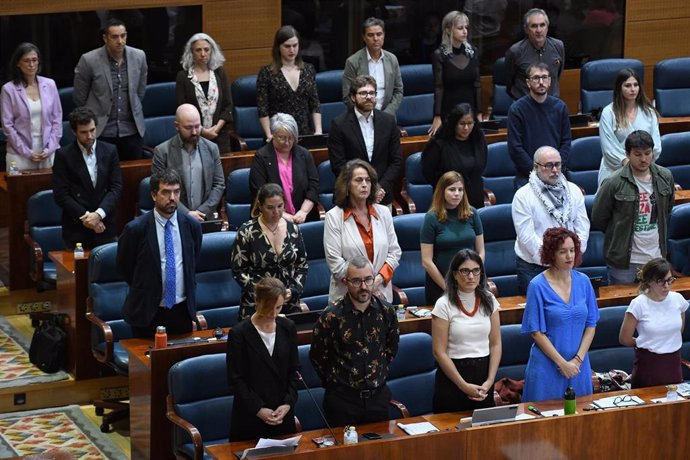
xmin=324 ymin=204 xmax=402 ymax=303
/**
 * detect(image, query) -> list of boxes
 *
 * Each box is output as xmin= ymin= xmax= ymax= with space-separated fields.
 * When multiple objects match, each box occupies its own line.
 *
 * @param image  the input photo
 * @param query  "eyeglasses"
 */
xmin=456 ymin=268 xmax=481 ymax=278
xmin=21 ymin=58 xmax=39 ymax=65
xmin=528 ymin=75 xmax=551 ymax=82
xmin=535 ymin=161 xmax=562 ymax=170
xmin=612 ymin=395 xmax=638 ymax=407
xmin=346 ymin=277 xmax=375 ymax=287
xmin=274 ymin=135 xmax=294 ymax=143
xmin=656 ymin=277 xmax=676 ymax=286
xmin=457 ymin=122 xmax=475 ymax=128
xmin=356 ymin=90 xmax=377 ymax=98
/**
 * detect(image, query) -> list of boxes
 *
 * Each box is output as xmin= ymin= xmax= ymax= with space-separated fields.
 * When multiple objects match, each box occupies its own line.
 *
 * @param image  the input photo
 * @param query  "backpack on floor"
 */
xmin=29 ymin=314 xmax=67 ymax=373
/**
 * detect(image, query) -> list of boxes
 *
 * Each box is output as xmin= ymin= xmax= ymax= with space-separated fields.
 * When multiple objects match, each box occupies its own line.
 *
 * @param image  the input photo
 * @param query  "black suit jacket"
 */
xmin=328 ymin=108 xmax=402 ymax=205
xmin=249 ymin=143 xmax=319 ymax=218
xmin=52 ymin=140 xmax=122 ymax=248
xmin=117 ymin=210 xmax=202 ymax=328
xmin=226 ymin=316 xmax=300 ymax=441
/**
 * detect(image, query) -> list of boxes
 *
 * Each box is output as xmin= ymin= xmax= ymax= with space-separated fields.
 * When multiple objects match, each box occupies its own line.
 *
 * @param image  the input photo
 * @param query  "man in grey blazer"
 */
xmin=152 ymin=104 xmax=225 ymax=222
xmin=73 ymin=18 xmax=147 ymax=161
xmin=342 ymin=17 xmax=404 ymax=117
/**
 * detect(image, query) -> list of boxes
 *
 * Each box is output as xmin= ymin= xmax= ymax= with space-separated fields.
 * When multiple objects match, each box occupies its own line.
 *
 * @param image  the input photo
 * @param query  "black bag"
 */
xmin=29 ymin=314 xmax=67 ymax=373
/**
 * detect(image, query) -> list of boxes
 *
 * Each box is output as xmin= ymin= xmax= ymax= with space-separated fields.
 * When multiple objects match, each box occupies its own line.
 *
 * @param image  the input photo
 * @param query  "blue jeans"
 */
xmin=607 ymin=263 xmax=644 ymax=286
xmin=516 ymin=257 xmax=546 ymax=295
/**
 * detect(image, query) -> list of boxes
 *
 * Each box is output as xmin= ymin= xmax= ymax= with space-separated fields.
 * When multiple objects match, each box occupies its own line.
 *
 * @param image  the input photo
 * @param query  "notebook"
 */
xmin=471 ymin=404 xmax=519 ymax=427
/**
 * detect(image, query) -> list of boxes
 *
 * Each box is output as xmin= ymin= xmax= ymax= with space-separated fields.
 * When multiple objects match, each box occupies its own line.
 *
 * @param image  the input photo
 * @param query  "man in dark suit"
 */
xmin=117 ymin=168 xmax=203 ymax=338
xmin=328 ymin=75 xmax=403 ymax=206
xmin=52 ymin=107 xmax=123 ymax=250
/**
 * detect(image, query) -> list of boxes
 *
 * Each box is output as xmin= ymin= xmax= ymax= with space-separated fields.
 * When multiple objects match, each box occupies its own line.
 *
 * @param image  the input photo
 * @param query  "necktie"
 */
xmin=164 ymin=220 xmax=176 ymax=309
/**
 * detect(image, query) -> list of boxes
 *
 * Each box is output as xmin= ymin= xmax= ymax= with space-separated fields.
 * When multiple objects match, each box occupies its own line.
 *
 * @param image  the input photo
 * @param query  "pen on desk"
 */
xmin=527 ymin=405 xmax=545 ymax=417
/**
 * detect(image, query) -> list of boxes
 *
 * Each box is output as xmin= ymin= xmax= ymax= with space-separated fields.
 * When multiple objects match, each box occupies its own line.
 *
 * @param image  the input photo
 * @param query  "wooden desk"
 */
xmin=207 ymin=385 xmax=689 ymax=459
xmin=675 ymin=189 xmax=690 ymax=205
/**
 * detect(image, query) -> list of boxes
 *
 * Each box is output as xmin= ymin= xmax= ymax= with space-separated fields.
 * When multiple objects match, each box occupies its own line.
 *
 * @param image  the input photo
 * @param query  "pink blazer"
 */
xmin=1 ymin=76 xmax=63 ymax=158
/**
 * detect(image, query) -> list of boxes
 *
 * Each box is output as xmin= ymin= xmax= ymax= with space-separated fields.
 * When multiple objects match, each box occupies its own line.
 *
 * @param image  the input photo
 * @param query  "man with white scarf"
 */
xmin=512 ymin=146 xmax=590 ymax=295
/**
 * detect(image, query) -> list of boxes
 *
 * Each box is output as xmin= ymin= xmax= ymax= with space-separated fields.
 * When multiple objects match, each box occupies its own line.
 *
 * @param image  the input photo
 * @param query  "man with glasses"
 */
xmin=310 ymin=255 xmax=399 ymax=426
xmin=505 ymin=8 xmax=564 ymax=100
xmin=507 ymin=62 xmax=571 ymax=190
xmin=329 ymin=75 xmax=402 ymax=205
xmin=592 ymin=130 xmax=674 ymax=285
xmin=512 ymin=146 xmax=589 ymax=294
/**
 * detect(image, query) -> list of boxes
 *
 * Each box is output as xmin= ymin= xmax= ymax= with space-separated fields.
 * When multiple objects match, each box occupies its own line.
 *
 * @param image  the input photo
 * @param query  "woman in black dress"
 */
xmin=422 ymin=103 xmax=487 ymax=209
xmin=428 ymin=11 xmax=481 ymax=136
xmin=227 ymin=277 xmax=300 ymax=441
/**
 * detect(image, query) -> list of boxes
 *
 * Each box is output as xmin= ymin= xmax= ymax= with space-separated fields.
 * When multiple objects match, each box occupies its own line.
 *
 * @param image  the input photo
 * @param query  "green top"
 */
xmin=420 ymin=207 xmax=483 ymax=275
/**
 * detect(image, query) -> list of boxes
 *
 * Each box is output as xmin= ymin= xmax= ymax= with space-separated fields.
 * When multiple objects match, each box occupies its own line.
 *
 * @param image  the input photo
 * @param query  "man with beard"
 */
xmin=152 ymin=103 xmax=225 ymax=222
xmin=328 ymin=75 xmax=402 ymax=206
xmin=117 ymin=168 xmax=202 ymax=337
xmin=310 ymin=255 xmax=399 ymax=426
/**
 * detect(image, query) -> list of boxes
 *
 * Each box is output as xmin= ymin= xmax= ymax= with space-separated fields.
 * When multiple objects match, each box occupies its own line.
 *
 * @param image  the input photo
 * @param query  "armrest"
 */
xmin=388 ymin=399 xmax=410 ymax=418
xmin=294 ymin=416 xmax=302 ymax=433
xmin=166 ymin=394 xmax=204 ymax=460
xmin=85 ymin=297 xmax=114 ymax=364
xmin=398 ymin=127 xmax=409 ymax=137
xmin=682 ymin=359 xmax=690 ymax=371
xmin=400 ymin=180 xmax=417 ymax=214
xmin=392 ymin=285 xmax=409 ymax=307
xmin=228 ymin=131 xmax=248 ymax=152
xmin=486 ymin=279 xmax=498 ymax=297
xmin=675 ymin=183 xmax=682 ymax=191
xmin=23 ymin=229 xmax=44 ymax=283
xmin=142 ymin=146 xmax=156 ymax=159
xmin=483 ymin=188 xmax=496 ymax=207
xmin=316 ymin=201 xmax=326 ymax=221
xmin=391 ymin=200 xmax=404 ymax=217
xmin=195 ymin=313 xmax=208 ymax=331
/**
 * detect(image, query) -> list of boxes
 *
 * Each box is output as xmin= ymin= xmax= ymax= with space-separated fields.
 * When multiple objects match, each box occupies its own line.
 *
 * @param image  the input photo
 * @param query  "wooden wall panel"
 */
xmin=0 ymin=0 xmax=194 ymax=15
xmin=223 ymin=48 xmax=272 ymax=81
xmin=625 ymin=18 xmax=690 ymax=65
xmin=204 ymin=0 xmax=280 ymax=50
xmin=626 ymin=0 xmax=690 ymax=22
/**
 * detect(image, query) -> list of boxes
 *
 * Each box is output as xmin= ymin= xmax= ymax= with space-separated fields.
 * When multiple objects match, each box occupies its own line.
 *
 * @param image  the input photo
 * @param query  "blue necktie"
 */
xmin=164 ymin=220 xmax=176 ymax=309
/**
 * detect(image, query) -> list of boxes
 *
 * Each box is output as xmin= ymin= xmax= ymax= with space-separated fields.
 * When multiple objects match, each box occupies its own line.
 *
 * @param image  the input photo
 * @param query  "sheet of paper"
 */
xmin=255 ymin=435 xmax=302 ymax=448
xmin=592 ymin=394 xmax=644 ymax=409
xmin=397 ymin=421 xmax=439 ymax=435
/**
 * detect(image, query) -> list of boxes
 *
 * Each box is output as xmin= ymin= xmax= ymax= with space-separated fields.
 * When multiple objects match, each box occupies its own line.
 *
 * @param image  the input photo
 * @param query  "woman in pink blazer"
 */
xmin=1 ymin=43 xmax=62 ymax=171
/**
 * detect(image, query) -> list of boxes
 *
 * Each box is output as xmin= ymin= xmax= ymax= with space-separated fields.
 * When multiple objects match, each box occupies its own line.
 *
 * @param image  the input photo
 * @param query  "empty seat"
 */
xmin=137 ymin=176 xmax=154 ymax=215
xmin=299 ymin=221 xmax=330 ymax=311
xmin=143 ymin=115 xmax=177 ymax=150
xmin=293 ymin=344 xmax=327 ymax=430
xmin=490 ymin=57 xmax=513 ymax=120
xmin=224 ymin=168 xmax=252 ymax=231
xmin=477 ymin=204 xmax=518 ymax=297
xmin=659 ymin=132 xmax=690 ymax=190
xmin=317 ymin=161 xmax=336 ymax=213
xmin=668 ymin=203 xmax=690 ymax=276
xmin=315 ymin=70 xmax=347 ymax=134
xmin=580 ymin=59 xmax=644 ymax=115
xmin=482 ymin=141 xmax=517 ymax=205
xmin=654 ymin=57 xmax=690 ymax=117
xmin=398 ymin=64 xmax=434 ymax=136
xmin=402 ymin=152 xmax=432 ymax=213
xmin=143 ymin=81 xmax=177 ymax=118
xmin=569 ymin=136 xmax=603 ymax=195
xmin=58 ymin=86 xmax=74 ymax=122
xmin=588 ymin=306 xmax=634 ymax=374
xmin=392 ymin=214 xmax=426 ymax=307
xmin=388 ymin=332 xmax=436 ymax=417
xmin=24 ymin=190 xmax=64 ymax=291
xmin=230 ymin=75 xmax=264 ymax=151
xmin=495 ymin=324 xmax=533 ymax=381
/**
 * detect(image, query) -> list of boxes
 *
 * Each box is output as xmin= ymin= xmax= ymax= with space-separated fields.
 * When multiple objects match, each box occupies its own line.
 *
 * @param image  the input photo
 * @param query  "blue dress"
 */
xmin=521 ymin=271 xmax=599 ymax=402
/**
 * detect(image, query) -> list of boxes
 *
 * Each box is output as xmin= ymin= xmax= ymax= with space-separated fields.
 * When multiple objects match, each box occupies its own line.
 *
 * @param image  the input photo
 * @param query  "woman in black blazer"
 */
xmin=176 ymin=33 xmax=234 ymax=153
xmin=226 ymin=277 xmax=300 ymax=441
xmin=249 ymin=112 xmax=319 ymax=223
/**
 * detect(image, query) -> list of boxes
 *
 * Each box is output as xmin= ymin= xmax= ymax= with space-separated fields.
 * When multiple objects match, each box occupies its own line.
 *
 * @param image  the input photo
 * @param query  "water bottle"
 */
xmin=667 ymin=384 xmax=679 ymax=402
xmin=73 ymin=242 xmax=84 ymax=259
xmin=343 ymin=425 xmax=358 ymax=445
xmin=155 ymin=326 xmax=168 ymax=349
xmin=563 ymin=386 xmax=576 ymax=415
xmin=8 ymin=161 xmax=19 ymax=176
xmin=396 ymin=304 xmax=406 ymax=321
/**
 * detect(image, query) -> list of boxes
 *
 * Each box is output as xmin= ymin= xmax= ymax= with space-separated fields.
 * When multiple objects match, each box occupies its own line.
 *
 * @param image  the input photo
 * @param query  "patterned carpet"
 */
xmin=0 ymin=316 xmax=68 ymax=388
xmin=0 ymin=405 xmax=127 ymax=459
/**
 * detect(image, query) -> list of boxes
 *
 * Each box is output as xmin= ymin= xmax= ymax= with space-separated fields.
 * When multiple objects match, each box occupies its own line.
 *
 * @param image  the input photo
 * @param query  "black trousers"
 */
xmin=130 ymin=300 xmax=194 ymax=339
xmin=323 ymin=384 xmax=391 ymax=427
xmin=99 ymin=133 xmax=144 ymax=161
xmin=433 ymin=355 xmax=495 ymax=413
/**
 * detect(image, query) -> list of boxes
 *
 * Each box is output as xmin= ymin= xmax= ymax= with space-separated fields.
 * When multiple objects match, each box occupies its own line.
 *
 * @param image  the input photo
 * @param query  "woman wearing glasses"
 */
xmin=431 ymin=249 xmax=501 ymax=413
xmin=249 ymin=113 xmax=319 ymax=223
xmin=422 ymin=103 xmax=487 ymax=209
xmin=522 ymin=227 xmax=599 ymax=402
xmin=421 ymin=171 xmax=484 ymax=305
xmin=324 ymin=159 xmax=401 ymax=303
xmin=619 ymin=258 xmax=688 ymax=388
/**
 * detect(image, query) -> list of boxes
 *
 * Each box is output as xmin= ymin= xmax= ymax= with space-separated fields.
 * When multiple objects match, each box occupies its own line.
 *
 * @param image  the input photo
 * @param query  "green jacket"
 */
xmin=591 ymin=163 xmax=675 ymax=269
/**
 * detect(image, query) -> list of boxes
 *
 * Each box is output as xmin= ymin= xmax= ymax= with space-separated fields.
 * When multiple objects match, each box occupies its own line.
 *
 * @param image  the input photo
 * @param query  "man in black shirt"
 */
xmin=310 ymin=255 xmax=399 ymax=426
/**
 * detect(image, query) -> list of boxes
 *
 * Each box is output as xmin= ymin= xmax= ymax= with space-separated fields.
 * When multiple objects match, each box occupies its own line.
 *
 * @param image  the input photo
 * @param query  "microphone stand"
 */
xmin=295 ymin=371 xmax=339 ymax=445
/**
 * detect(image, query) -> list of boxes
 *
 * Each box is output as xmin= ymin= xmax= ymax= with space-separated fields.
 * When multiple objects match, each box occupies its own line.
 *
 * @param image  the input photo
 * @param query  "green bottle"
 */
xmin=564 ymin=386 xmax=576 ymax=415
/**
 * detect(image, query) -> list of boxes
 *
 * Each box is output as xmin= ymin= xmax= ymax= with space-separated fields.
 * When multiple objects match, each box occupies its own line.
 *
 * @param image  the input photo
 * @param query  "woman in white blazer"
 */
xmin=324 ymin=159 xmax=401 ymax=303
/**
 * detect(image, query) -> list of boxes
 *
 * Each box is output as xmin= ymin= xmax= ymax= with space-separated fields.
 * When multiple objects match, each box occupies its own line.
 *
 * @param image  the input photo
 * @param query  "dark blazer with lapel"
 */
xmin=328 ymin=108 xmax=402 ymax=205
xmin=249 ymin=143 xmax=319 ymax=216
xmin=117 ymin=210 xmax=202 ymax=328
xmin=52 ymin=140 xmax=123 ymax=248
xmin=226 ymin=316 xmax=300 ymax=441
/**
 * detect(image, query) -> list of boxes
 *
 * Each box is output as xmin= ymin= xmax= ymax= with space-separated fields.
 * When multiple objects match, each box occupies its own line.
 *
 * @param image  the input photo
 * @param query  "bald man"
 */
xmin=152 ymin=103 xmax=225 ymax=221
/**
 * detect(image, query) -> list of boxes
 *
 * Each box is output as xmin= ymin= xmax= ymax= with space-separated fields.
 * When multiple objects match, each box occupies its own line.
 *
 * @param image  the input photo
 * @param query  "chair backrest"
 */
xmin=568 ymin=136 xmax=603 ymax=195
xmin=143 ymin=115 xmax=177 ymax=149
xmin=58 ymin=87 xmax=74 ymax=122
xmin=231 ymin=75 xmax=264 ymax=151
xmin=398 ymin=64 xmax=434 ymax=136
xmin=580 ymin=58 xmax=644 ymax=114
xmin=300 ymin=221 xmax=330 ymax=311
xmin=659 ymin=132 xmax=690 ymax=190
xmin=316 ymin=70 xmax=347 ymax=134
xmin=491 ymin=57 xmax=513 ymax=119
xmin=168 ymin=353 xmax=233 ymax=454
xmin=577 ymin=229 xmax=608 ymax=282
xmin=392 ymin=214 xmax=426 ymax=306
xmin=317 ymin=161 xmax=336 ymax=212
xmin=294 ymin=344 xmax=327 ymax=430
xmin=26 ymin=190 xmax=65 ymax=282
xmin=387 ymin=332 xmax=436 ymax=417
xmin=404 ymin=152 xmax=433 ymax=213
xmin=495 ymin=324 xmax=533 ymax=381
xmin=588 ymin=306 xmax=634 ymax=373
xmin=142 ymin=81 xmax=177 ymax=118
xmin=196 ymin=232 xmax=241 ymax=328
xmin=60 ymin=120 xmax=75 ymax=147
xmin=654 ymin=57 xmax=690 ymax=117
xmin=137 ymin=176 xmax=154 ymax=215
xmin=224 ymin=168 xmax=252 ymax=230
xmin=668 ymin=203 xmax=690 ymax=276
xmin=477 ymin=204 xmax=518 ymax=296
xmin=482 ymin=141 xmax=517 ymax=205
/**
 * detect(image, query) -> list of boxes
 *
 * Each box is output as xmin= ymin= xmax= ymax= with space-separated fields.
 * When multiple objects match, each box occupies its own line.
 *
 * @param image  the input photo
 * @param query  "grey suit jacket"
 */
xmin=73 ymin=45 xmax=147 ymax=137
xmin=342 ymin=48 xmax=404 ymax=117
xmin=151 ymin=135 xmax=225 ymax=217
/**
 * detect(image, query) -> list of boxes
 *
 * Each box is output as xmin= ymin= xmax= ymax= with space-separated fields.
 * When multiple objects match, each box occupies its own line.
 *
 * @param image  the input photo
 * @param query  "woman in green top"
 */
xmin=421 ymin=171 xmax=484 ymax=305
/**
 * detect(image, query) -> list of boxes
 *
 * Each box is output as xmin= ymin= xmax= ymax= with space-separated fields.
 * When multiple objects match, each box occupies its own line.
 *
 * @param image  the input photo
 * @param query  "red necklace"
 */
xmin=458 ymin=295 xmax=480 ymax=317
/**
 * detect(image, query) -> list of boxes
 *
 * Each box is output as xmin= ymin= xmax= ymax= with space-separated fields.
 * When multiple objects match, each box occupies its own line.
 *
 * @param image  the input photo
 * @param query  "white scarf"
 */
xmin=528 ymin=170 xmax=573 ymax=227
xmin=188 ymin=68 xmax=219 ymax=128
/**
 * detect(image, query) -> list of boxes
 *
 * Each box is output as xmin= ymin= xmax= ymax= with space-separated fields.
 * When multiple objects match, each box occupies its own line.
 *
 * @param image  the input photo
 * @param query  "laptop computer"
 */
xmin=569 ymin=113 xmax=592 ymax=127
xmin=298 ymin=133 xmax=329 ymax=149
xmin=200 ymin=219 xmax=224 ymax=234
xmin=471 ymin=404 xmax=519 ymax=427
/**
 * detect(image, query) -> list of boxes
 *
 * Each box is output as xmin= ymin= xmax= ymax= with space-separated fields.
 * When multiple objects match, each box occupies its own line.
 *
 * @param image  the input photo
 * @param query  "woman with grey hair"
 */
xmin=249 ymin=113 xmax=319 ymax=223
xmin=176 ymin=32 xmax=234 ymax=153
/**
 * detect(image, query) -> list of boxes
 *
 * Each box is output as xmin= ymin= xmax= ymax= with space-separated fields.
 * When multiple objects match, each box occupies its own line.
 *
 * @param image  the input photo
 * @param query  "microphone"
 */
xmin=295 ymin=371 xmax=339 ymax=446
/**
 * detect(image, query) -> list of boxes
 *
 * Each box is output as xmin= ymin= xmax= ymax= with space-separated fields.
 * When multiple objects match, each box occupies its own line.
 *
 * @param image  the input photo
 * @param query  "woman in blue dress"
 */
xmin=522 ymin=227 xmax=599 ymax=402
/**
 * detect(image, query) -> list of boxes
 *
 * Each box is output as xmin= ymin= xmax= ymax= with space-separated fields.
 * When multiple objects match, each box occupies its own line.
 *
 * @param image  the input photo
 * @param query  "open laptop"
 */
xmin=298 ymin=133 xmax=329 ymax=149
xmin=200 ymin=219 xmax=224 ymax=234
xmin=471 ymin=404 xmax=519 ymax=427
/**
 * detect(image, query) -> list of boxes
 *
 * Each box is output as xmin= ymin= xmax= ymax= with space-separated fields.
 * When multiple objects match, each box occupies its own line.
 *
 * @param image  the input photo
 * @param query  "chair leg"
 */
xmin=93 ymin=399 xmax=129 ymax=433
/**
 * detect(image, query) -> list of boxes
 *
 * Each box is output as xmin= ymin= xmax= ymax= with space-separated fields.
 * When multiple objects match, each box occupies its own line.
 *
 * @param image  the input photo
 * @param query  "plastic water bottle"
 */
xmin=73 ymin=242 xmax=84 ymax=259
xmin=8 ymin=161 xmax=19 ymax=176
xmin=667 ymin=384 xmax=679 ymax=402
xmin=343 ymin=426 xmax=358 ymax=445
xmin=563 ymin=386 xmax=576 ymax=415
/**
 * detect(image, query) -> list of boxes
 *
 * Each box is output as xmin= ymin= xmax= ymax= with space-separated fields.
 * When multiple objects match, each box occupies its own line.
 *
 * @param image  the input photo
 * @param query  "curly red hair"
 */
xmin=540 ymin=227 xmax=582 ymax=267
